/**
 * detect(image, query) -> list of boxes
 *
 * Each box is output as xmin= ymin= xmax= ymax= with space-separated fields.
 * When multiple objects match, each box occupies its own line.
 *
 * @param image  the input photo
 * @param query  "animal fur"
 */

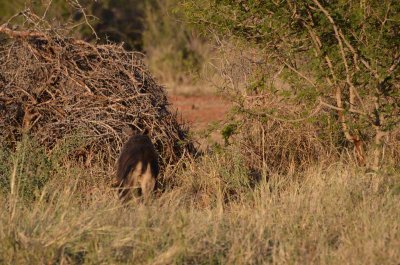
xmin=116 ymin=134 xmax=159 ymax=202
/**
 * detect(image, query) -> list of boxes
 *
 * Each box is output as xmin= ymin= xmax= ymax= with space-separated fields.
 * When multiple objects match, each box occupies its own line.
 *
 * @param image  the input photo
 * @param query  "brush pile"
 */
xmin=0 ymin=25 xmax=194 ymax=176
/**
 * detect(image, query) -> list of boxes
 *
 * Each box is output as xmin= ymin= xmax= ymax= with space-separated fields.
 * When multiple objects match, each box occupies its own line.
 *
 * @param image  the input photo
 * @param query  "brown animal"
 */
xmin=116 ymin=133 xmax=159 ymax=202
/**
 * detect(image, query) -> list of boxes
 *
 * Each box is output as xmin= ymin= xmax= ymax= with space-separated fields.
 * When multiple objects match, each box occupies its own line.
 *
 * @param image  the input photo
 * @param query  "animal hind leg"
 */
xmin=120 ymin=162 xmax=143 ymax=203
xmin=140 ymin=164 xmax=156 ymax=203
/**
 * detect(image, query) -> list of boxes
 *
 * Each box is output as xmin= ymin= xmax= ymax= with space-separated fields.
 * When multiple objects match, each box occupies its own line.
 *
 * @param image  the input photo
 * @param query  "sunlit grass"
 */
xmin=0 ymin=138 xmax=399 ymax=264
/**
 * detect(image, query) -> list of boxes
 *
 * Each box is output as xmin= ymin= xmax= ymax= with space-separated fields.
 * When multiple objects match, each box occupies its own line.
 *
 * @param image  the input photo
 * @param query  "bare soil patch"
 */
xmin=168 ymin=94 xmax=231 ymax=149
xmin=168 ymin=94 xmax=230 ymax=130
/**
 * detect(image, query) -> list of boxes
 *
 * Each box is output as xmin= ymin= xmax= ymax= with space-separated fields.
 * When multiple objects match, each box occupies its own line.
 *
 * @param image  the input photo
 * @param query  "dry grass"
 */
xmin=0 ymin=138 xmax=399 ymax=265
xmin=0 ymin=8 xmax=399 ymax=265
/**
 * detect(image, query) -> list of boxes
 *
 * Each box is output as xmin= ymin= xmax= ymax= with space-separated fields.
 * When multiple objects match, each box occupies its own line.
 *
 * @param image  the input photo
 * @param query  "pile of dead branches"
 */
xmin=0 ymin=26 xmax=195 ymax=178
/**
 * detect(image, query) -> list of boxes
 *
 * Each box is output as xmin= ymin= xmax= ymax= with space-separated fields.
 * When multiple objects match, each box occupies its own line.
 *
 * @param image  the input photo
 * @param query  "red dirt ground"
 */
xmin=168 ymin=94 xmax=231 ymax=149
xmin=168 ymin=94 xmax=230 ymax=131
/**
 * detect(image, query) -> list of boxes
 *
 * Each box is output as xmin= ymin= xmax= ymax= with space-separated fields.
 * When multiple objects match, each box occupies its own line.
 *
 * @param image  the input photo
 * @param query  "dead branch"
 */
xmin=0 ymin=25 xmax=195 ymax=180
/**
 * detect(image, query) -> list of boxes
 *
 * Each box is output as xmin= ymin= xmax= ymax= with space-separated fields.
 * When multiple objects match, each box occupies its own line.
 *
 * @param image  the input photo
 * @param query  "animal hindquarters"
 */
xmin=116 ymin=134 xmax=159 ymax=202
xmin=119 ymin=161 xmax=156 ymax=202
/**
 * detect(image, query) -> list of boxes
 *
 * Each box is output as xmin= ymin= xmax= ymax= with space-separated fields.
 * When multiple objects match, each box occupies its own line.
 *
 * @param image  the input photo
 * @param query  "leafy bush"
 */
xmin=181 ymin=0 xmax=400 ymax=169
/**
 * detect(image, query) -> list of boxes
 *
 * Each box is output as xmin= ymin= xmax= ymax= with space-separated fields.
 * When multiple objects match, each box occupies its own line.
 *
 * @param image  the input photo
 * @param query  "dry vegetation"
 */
xmin=0 ymin=6 xmax=400 ymax=265
xmin=0 ymin=138 xmax=399 ymax=264
xmin=0 ymin=24 xmax=194 ymax=183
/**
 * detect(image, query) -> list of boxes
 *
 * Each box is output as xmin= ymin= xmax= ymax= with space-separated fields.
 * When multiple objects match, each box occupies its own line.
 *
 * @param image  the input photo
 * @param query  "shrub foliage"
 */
xmin=182 ymin=0 xmax=400 ymax=169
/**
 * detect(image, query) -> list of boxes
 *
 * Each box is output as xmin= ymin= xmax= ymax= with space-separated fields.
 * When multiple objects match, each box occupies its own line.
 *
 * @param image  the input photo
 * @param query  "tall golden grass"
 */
xmin=0 ymin=137 xmax=399 ymax=264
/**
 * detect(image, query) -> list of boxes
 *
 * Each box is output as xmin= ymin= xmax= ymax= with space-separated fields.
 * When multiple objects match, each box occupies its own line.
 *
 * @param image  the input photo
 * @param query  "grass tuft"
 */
xmin=0 ymin=138 xmax=399 ymax=264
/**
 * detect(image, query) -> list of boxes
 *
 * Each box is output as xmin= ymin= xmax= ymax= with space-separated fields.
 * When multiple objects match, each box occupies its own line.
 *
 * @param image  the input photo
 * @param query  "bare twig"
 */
xmin=0 ymin=23 xmax=195 ymax=180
